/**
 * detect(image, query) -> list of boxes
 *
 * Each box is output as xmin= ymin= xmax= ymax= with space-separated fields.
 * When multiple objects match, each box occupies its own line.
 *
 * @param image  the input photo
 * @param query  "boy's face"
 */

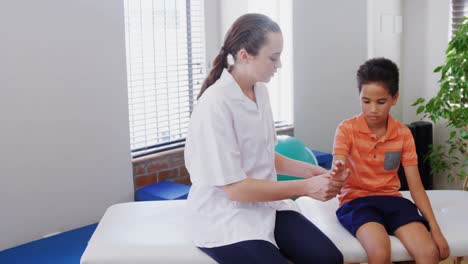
xmin=360 ymin=82 xmax=398 ymax=128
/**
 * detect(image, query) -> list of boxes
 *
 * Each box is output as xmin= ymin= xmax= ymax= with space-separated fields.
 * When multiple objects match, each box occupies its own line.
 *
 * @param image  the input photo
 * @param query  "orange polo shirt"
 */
xmin=333 ymin=114 xmax=418 ymax=206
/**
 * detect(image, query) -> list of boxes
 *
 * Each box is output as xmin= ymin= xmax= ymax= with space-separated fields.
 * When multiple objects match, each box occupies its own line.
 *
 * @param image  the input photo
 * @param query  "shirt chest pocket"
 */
xmin=384 ymin=151 xmax=401 ymax=170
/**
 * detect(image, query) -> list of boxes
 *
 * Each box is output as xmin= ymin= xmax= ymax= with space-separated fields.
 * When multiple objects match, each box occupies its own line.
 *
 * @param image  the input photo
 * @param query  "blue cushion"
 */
xmin=0 ymin=224 xmax=97 ymax=264
xmin=311 ymin=150 xmax=333 ymax=170
xmin=135 ymin=180 xmax=191 ymax=201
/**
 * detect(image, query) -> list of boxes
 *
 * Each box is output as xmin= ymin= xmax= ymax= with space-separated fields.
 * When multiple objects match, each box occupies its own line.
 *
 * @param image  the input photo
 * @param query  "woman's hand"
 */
xmin=304 ymin=160 xmax=349 ymax=201
xmin=303 ymin=174 xmax=338 ymax=201
xmin=304 ymin=175 xmax=346 ymax=202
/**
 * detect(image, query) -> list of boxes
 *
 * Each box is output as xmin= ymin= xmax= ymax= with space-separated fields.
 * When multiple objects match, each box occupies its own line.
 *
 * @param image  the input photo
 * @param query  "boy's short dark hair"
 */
xmin=357 ymin=57 xmax=399 ymax=97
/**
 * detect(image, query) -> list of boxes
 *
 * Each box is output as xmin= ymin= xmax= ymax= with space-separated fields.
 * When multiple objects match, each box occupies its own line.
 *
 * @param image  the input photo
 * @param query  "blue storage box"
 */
xmin=135 ymin=180 xmax=191 ymax=201
xmin=311 ymin=150 xmax=333 ymax=169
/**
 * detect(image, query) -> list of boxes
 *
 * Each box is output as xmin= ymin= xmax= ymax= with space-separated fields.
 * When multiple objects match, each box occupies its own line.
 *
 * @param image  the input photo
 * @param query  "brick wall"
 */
xmin=133 ymin=126 xmax=294 ymax=190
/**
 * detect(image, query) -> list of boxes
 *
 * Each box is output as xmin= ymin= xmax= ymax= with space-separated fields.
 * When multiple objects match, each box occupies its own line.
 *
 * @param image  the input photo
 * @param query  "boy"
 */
xmin=332 ymin=58 xmax=450 ymax=263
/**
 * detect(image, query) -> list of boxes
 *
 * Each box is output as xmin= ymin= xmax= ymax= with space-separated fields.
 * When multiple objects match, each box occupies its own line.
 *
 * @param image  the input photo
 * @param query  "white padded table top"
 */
xmin=296 ymin=190 xmax=468 ymax=263
xmin=80 ymin=200 xmax=216 ymax=264
xmin=81 ymin=191 xmax=467 ymax=264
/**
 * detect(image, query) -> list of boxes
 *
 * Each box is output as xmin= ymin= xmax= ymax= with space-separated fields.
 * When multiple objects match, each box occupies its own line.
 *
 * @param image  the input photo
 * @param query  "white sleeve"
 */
xmin=185 ymin=99 xmax=247 ymax=186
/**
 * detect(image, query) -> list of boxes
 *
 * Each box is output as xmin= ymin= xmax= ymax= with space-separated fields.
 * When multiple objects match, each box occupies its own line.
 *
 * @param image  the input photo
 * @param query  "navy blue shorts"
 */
xmin=336 ymin=196 xmax=430 ymax=236
xmin=199 ymin=210 xmax=343 ymax=264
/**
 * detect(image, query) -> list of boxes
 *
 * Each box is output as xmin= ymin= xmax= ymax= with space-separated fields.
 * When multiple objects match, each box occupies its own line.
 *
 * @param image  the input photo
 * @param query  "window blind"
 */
xmin=124 ymin=0 xmax=205 ymax=157
xmin=451 ymin=0 xmax=468 ymax=35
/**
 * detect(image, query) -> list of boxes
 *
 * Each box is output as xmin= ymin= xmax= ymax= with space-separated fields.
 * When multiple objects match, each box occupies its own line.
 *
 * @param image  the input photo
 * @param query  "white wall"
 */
xmin=401 ymin=0 xmax=452 ymax=189
xmin=401 ymin=0 xmax=450 ymax=124
xmin=204 ymin=0 xmax=221 ymax=69
xmin=0 ymin=0 xmax=134 ymax=250
xmin=292 ymin=0 xmax=367 ymax=152
xmin=367 ymin=0 xmax=403 ymax=121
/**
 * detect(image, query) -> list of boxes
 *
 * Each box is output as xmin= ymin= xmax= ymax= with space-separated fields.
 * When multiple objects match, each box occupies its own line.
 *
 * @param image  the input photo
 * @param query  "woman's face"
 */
xmin=248 ymin=32 xmax=283 ymax=83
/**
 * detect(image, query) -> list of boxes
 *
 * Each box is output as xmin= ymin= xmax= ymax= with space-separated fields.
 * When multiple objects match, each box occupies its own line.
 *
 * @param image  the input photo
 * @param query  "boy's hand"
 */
xmin=431 ymin=229 xmax=450 ymax=260
xmin=329 ymin=160 xmax=350 ymax=182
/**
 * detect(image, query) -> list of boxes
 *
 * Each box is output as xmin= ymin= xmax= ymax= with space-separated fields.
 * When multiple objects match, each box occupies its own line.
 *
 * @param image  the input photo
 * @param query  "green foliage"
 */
xmin=413 ymin=17 xmax=468 ymax=188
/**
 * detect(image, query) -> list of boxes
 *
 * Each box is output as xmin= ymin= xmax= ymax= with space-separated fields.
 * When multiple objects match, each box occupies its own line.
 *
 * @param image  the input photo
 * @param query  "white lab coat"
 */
xmin=185 ymin=69 xmax=298 ymax=248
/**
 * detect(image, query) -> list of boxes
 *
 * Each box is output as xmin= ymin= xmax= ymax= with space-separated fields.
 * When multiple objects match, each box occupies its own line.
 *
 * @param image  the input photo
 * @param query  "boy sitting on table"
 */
xmin=332 ymin=57 xmax=450 ymax=264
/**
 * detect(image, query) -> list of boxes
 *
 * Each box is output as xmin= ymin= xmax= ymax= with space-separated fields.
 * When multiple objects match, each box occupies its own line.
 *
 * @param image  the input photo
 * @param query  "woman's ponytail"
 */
xmin=197 ymin=48 xmax=228 ymax=99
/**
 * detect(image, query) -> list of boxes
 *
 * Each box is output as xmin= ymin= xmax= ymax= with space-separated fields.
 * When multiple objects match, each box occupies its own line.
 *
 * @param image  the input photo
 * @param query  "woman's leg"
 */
xmin=274 ymin=210 xmax=343 ymax=264
xmin=199 ymin=239 xmax=289 ymax=264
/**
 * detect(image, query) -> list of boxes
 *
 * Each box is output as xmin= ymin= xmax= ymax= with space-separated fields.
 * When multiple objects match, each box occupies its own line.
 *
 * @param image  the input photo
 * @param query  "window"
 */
xmin=451 ymin=0 xmax=468 ymax=36
xmin=124 ymin=0 xmax=205 ymax=157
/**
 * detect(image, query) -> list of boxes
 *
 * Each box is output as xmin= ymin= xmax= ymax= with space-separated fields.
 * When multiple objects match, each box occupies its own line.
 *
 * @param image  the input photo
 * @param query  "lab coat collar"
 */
xmin=219 ymin=69 xmax=261 ymax=105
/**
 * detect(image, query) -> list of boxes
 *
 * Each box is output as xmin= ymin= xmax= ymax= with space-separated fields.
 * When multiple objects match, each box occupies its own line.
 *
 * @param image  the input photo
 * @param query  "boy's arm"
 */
xmin=405 ymin=165 xmax=450 ymax=259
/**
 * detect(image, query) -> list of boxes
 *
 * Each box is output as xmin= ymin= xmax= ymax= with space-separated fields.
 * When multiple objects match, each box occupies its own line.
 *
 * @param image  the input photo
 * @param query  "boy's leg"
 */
xmin=355 ymin=222 xmax=392 ymax=264
xmin=386 ymin=197 xmax=438 ymax=264
xmin=393 ymin=222 xmax=439 ymax=264
xmin=274 ymin=210 xmax=343 ymax=264
xmin=199 ymin=239 xmax=289 ymax=264
xmin=336 ymin=197 xmax=393 ymax=264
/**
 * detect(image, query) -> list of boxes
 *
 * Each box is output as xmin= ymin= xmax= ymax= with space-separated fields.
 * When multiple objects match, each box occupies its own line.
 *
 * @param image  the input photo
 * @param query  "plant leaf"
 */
xmin=416 ymin=105 xmax=425 ymax=115
xmin=461 ymin=129 xmax=468 ymax=140
xmin=412 ymin=97 xmax=425 ymax=106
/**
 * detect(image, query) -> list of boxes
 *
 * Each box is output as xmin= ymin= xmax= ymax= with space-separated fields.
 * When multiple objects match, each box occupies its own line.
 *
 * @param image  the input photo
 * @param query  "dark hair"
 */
xmin=357 ymin=57 xmax=399 ymax=97
xmin=197 ymin=13 xmax=281 ymax=99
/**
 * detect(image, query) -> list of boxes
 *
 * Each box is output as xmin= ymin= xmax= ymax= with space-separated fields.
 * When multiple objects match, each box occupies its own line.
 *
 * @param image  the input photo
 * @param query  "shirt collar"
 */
xmin=219 ymin=69 xmax=245 ymax=101
xmin=356 ymin=113 xmax=399 ymax=140
xmin=219 ymin=68 xmax=261 ymax=107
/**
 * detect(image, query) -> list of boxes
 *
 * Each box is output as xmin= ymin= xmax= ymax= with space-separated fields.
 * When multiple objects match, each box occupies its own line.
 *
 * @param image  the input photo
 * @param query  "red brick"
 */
xmin=147 ymin=159 xmax=169 ymax=173
xmin=135 ymin=174 xmax=157 ymax=188
xmin=170 ymin=153 xmax=185 ymax=167
xmin=179 ymin=166 xmax=189 ymax=177
xmin=133 ymin=163 xmax=146 ymax=176
xmin=158 ymin=168 xmax=179 ymax=181
xmin=173 ymin=176 xmax=192 ymax=185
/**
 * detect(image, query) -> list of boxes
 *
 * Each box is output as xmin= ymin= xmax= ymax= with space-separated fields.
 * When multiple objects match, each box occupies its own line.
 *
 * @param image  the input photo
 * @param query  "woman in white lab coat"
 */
xmin=185 ymin=13 xmax=348 ymax=264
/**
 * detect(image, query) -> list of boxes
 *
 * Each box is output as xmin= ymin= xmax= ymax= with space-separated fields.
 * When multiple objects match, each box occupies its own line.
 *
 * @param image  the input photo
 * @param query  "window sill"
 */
xmin=132 ymin=125 xmax=294 ymax=161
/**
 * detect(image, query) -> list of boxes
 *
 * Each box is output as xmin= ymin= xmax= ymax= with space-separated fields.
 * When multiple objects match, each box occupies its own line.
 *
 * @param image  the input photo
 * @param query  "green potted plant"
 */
xmin=412 ymin=17 xmax=468 ymax=190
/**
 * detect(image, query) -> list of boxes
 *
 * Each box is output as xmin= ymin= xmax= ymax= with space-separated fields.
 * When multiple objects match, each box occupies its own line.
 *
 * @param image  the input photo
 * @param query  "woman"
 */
xmin=185 ymin=13 xmax=348 ymax=264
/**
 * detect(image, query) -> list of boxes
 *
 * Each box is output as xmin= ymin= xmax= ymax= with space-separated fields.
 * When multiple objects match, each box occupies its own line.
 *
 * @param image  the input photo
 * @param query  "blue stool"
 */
xmin=135 ymin=180 xmax=191 ymax=201
xmin=311 ymin=150 xmax=333 ymax=169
